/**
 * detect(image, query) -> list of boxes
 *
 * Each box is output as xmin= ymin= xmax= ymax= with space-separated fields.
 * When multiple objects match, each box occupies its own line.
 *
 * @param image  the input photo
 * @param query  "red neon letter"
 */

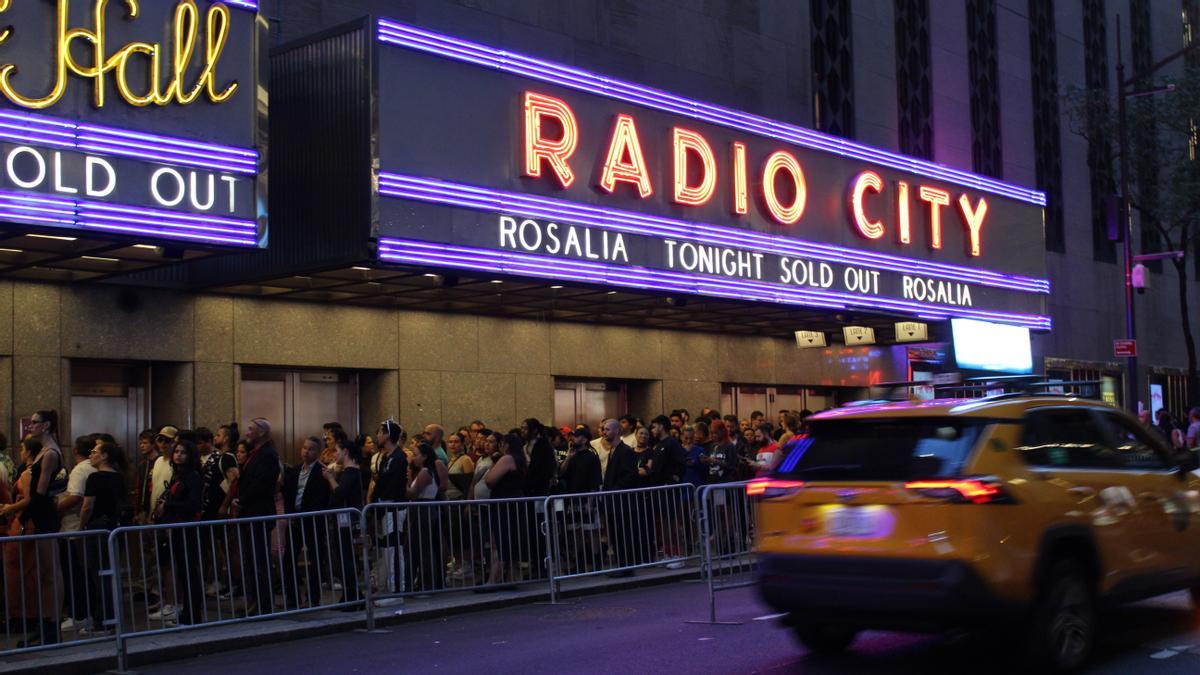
xmin=849 ymin=170 xmax=885 ymax=239
xmin=958 ymin=194 xmax=988 ymax=257
xmin=524 ymin=92 xmax=578 ymax=188
xmin=761 ymin=150 xmax=807 ymax=225
xmin=918 ymin=186 xmax=951 ymax=249
xmin=598 ymin=114 xmax=653 ymax=198
xmin=672 ymin=127 xmax=716 ymax=206
xmin=732 ymin=142 xmax=748 ymax=215
xmin=896 ymin=180 xmax=911 ymax=244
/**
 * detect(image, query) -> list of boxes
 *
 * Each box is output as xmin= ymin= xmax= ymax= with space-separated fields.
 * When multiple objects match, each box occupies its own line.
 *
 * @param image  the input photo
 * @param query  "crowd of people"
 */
xmin=0 ymin=406 xmax=813 ymax=648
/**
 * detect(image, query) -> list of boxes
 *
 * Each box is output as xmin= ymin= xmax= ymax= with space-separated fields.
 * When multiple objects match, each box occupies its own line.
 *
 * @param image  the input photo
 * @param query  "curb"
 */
xmin=1 ymin=568 xmax=700 ymax=675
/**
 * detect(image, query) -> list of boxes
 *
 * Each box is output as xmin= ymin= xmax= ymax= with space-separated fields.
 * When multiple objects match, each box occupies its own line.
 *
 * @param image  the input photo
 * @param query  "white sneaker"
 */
xmin=61 ymin=616 xmax=92 ymax=632
xmin=332 ymin=581 xmax=343 ymax=591
xmin=665 ymin=561 xmax=685 ymax=570
xmin=205 ymin=581 xmax=225 ymax=597
xmin=148 ymin=604 xmax=178 ymax=622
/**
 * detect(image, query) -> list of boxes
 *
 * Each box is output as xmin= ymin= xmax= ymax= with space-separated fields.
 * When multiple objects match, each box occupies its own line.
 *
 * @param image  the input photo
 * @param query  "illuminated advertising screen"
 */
xmin=372 ymin=19 xmax=1049 ymax=330
xmin=951 ymin=318 xmax=1033 ymax=374
xmin=0 ymin=0 xmax=265 ymax=248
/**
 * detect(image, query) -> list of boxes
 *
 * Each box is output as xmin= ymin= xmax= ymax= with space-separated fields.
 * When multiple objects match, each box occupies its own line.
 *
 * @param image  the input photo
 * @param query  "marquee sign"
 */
xmin=0 ymin=0 xmax=263 ymax=247
xmin=372 ymin=19 xmax=1050 ymax=330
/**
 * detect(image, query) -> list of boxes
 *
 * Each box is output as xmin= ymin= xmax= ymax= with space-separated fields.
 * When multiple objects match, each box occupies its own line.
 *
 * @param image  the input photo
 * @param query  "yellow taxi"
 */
xmin=751 ymin=393 xmax=1200 ymax=671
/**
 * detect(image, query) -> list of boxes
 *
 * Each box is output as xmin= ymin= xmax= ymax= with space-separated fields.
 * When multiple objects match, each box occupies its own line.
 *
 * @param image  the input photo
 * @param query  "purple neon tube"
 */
xmin=0 ymin=189 xmax=257 ymax=247
xmin=220 ymin=0 xmax=258 ymax=11
xmin=0 ymin=110 xmax=258 ymax=174
xmin=377 ymin=172 xmax=1049 ymax=295
xmin=376 ymin=18 xmax=1044 ymax=207
xmin=377 ymin=237 xmax=1051 ymax=330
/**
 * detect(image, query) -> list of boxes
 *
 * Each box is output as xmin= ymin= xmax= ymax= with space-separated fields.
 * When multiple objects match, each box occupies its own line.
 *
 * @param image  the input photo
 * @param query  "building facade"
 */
xmin=0 ymin=0 xmax=1196 ymax=462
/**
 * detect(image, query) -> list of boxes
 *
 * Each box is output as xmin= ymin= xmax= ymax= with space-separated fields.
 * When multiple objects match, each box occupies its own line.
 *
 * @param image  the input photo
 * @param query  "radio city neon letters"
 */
xmin=0 ymin=0 xmax=238 ymax=110
xmin=521 ymin=90 xmax=988 ymax=255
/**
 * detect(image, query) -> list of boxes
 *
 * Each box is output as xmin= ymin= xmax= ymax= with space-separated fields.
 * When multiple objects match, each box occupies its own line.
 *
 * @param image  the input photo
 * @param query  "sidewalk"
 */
xmin=0 ymin=564 xmax=703 ymax=675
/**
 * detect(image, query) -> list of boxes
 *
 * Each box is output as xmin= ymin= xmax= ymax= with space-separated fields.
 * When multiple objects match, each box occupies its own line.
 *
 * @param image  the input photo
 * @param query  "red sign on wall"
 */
xmin=1113 ymin=339 xmax=1137 ymax=357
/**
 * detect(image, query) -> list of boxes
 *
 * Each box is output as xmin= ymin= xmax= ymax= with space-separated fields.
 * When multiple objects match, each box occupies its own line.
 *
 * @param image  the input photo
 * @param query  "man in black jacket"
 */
xmin=560 ymin=427 xmax=601 ymax=494
xmin=239 ymin=417 xmax=281 ymax=615
xmin=649 ymin=415 xmax=687 ymax=486
xmin=372 ymin=419 xmax=408 ymax=602
xmin=599 ymin=419 xmax=640 ymax=572
xmin=281 ymin=436 xmax=331 ymax=609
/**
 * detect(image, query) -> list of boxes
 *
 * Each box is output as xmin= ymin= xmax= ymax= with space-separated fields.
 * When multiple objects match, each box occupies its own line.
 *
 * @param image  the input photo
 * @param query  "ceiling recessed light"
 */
xmin=550 ymin=285 xmax=563 ymax=289
xmin=367 ymin=281 xmax=382 ymax=286
xmin=133 ymin=244 xmax=159 ymax=250
xmin=0 ymin=247 xmax=22 ymax=253
xmin=490 ymin=279 xmax=503 ymax=284
xmin=28 ymin=234 xmax=77 ymax=241
xmin=606 ymin=290 xmax=617 ymax=295
xmin=294 ymin=275 xmax=312 ymax=280
xmin=352 ymin=266 xmax=371 ymax=271
xmin=81 ymin=256 xmax=119 ymax=262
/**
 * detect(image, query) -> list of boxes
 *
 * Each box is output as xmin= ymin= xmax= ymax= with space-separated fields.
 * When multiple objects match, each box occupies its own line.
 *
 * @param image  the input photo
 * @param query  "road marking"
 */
xmin=752 ymin=613 xmax=788 ymax=622
xmin=1150 ymin=646 xmax=1193 ymax=659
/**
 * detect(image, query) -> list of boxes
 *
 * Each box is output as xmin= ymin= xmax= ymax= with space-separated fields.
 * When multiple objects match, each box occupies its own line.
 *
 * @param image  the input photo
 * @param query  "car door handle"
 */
xmin=1067 ymin=486 xmax=1095 ymax=498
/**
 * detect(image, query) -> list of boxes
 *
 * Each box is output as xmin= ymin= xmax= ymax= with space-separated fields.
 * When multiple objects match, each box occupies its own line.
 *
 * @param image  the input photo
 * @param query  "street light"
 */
xmin=1114 ymin=16 xmax=1200 ymax=413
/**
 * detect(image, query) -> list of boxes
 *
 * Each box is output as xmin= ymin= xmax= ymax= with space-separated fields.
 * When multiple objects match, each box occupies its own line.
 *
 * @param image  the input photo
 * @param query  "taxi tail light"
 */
xmin=746 ymin=477 xmax=805 ymax=499
xmin=903 ymin=477 xmax=1014 ymax=504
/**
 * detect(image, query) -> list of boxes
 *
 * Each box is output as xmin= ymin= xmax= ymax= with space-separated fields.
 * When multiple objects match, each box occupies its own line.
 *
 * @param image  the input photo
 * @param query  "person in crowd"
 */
xmin=618 ymin=415 xmax=638 ymax=448
xmin=423 ymin=424 xmax=449 ymax=464
xmin=777 ymin=414 xmax=801 ymax=446
xmin=79 ymin=440 xmax=127 ymax=637
xmin=136 ymin=428 xmax=174 ymax=523
xmin=649 ymin=416 xmax=687 ymax=567
xmin=558 ymin=426 xmax=602 ymax=572
xmin=355 ymin=433 xmax=377 ymax=492
xmin=26 ymin=411 xmax=65 ymax=644
xmin=469 ymin=429 xmax=496 ymax=500
xmin=237 ymin=418 xmax=281 ymax=616
xmin=320 ymin=422 xmax=343 ymax=466
xmin=602 ymin=420 xmax=638 ymax=491
xmin=323 ymin=437 xmax=362 ymax=606
xmin=1 ymin=438 xmax=49 ymax=646
xmin=445 ymin=432 xmax=474 ymax=501
xmin=371 ymin=419 xmax=408 ymax=604
xmin=560 ymin=426 xmax=602 ymax=494
xmin=548 ymin=426 xmax=568 ymax=464
xmin=57 ymin=434 xmax=98 ymax=633
xmin=590 ymin=418 xmax=618 ymax=478
xmin=154 ymin=439 xmax=204 ymax=625
xmin=678 ymin=409 xmax=691 ymax=426
xmin=406 ymin=442 xmax=444 ymax=592
xmin=749 ymin=423 xmax=779 ymax=476
xmin=281 ymin=436 xmax=331 ymax=610
xmin=702 ymin=420 xmax=738 ymax=484
xmin=199 ymin=425 xmax=237 ymax=597
xmin=773 ymin=410 xmax=790 ymax=441
xmin=468 ymin=420 xmax=485 ymax=448
xmin=1156 ymin=409 xmax=1186 ymax=449
xmin=669 ymin=411 xmax=684 ymax=431
xmin=522 ymin=419 xmax=557 ymax=497
xmin=681 ymin=423 xmax=708 ymax=487
xmin=632 ymin=427 xmax=653 ymax=486
xmin=484 ymin=432 xmax=527 ymax=588
xmin=750 ymin=411 xmax=765 ymax=428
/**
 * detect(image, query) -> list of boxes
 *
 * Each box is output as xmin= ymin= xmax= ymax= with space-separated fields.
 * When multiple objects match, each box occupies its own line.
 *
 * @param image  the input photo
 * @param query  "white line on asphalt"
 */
xmin=752 ymin=613 xmax=788 ymax=622
xmin=1151 ymin=650 xmax=1179 ymax=659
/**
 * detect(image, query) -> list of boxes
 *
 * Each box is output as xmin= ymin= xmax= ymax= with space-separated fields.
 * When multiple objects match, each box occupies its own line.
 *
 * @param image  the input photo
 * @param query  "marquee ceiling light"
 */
xmin=378 ymin=237 xmax=1051 ymax=330
xmin=376 ymin=18 xmax=1044 ymax=207
xmin=377 ymin=172 xmax=1049 ymax=295
xmin=0 ymin=190 xmax=257 ymax=247
xmin=0 ymin=110 xmax=258 ymax=174
xmin=222 ymin=0 xmax=259 ymax=10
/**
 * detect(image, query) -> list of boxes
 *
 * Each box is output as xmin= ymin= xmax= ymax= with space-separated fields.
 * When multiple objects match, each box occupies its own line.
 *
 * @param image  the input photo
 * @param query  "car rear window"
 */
xmin=773 ymin=417 xmax=990 ymax=481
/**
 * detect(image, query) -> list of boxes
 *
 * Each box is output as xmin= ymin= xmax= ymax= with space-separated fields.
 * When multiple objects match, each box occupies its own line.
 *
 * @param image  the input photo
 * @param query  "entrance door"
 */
xmin=240 ymin=369 xmax=359 ymax=464
xmin=70 ymin=362 xmax=148 ymax=456
xmin=553 ymin=379 xmax=627 ymax=433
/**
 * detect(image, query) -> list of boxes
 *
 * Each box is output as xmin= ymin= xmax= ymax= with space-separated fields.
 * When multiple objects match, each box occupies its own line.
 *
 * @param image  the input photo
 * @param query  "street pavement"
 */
xmin=141 ymin=581 xmax=1200 ymax=674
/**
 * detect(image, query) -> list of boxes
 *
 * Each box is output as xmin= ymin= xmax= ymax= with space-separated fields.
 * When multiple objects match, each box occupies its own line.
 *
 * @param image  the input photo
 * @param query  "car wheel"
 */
xmin=791 ymin=622 xmax=858 ymax=656
xmin=1028 ymin=560 xmax=1094 ymax=672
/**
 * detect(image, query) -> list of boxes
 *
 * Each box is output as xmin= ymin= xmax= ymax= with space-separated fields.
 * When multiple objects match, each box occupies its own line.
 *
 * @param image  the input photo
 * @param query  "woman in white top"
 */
xmin=405 ymin=443 xmax=444 ymax=591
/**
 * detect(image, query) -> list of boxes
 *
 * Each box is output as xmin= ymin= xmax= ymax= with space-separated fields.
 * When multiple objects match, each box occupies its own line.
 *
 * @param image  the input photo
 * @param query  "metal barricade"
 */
xmin=0 ymin=529 xmax=113 ymax=657
xmin=544 ymin=484 xmax=698 ymax=602
xmin=692 ymin=481 xmax=757 ymax=624
xmin=362 ymin=496 xmax=548 ymax=628
xmin=107 ymin=509 xmax=362 ymax=672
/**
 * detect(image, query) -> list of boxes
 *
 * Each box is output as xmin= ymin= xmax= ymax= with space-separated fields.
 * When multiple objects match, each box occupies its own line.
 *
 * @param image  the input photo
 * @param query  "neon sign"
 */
xmin=0 ymin=0 xmax=239 ymax=110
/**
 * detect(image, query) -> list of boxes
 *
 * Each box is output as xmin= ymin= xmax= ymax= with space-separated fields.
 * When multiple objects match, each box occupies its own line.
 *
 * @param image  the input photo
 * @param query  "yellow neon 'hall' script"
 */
xmin=0 ymin=0 xmax=239 ymax=110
